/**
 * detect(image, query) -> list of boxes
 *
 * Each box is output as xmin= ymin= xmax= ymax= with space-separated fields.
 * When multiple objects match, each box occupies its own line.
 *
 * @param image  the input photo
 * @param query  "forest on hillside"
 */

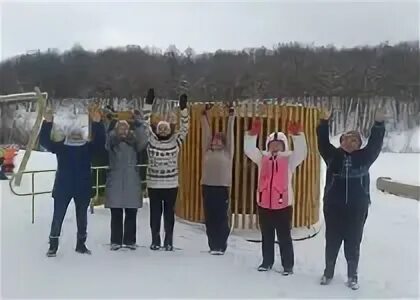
xmin=0 ymin=42 xmax=419 ymax=100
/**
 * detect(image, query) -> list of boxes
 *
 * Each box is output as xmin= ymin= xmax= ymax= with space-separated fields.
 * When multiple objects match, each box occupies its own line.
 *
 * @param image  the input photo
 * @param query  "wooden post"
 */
xmin=14 ymin=88 xmax=48 ymax=186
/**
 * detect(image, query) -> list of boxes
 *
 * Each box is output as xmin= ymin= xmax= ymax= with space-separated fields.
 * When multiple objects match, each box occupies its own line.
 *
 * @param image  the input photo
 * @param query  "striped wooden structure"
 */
xmin=176 ymin=102 xmax=321 ymax=229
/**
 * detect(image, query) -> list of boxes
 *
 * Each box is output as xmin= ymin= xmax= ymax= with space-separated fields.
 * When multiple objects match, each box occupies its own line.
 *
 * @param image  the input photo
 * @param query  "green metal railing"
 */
xmin=8 ymin=164 xmax=147 ymax=224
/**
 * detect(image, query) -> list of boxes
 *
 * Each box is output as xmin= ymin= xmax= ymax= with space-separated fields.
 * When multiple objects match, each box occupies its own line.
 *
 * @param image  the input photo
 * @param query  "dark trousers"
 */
xmin=258 ymin=206 xmax=294 ymax=270
xmin=148 ymin=188 xmax=178 ymax=246
xmin=202 ymin=185 xmax=230 ymax=251
xmin=110 ymin=208 xmax=138 ymax=245
xmin=0 ymin=169 xmax=7 ymax=180
xmin=50 ymin=196 xmax=90 ymax=242
xmin=323 ymin=204 xmax=368 ymax=279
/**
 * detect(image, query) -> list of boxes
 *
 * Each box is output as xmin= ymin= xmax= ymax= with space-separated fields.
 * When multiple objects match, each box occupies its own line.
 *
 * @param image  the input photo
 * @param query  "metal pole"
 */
xmin=90 ymin=167 xmax=99 ymax=214
xmin=96 ymin=168 xmax=99 ymax=199
xmin=31 ymin=173 xmax=35 ymax=224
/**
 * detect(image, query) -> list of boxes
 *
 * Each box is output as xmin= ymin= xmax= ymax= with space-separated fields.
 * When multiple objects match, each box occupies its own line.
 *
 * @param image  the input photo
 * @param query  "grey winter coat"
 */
xmin=105 ymin=121 xmax=148 ymax=209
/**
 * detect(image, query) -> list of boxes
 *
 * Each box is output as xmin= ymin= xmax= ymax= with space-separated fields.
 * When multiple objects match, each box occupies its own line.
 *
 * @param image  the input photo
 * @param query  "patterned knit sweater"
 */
xmin=143 ymin=104 xmax=189 ymax=189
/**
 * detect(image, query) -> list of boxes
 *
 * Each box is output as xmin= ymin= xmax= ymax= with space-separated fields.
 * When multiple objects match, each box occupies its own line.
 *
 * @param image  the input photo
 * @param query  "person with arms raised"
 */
xmin=317 ymin=107 xmax=386 ymax=290
xmin=244 ymin=119 xmax=307 ymax=275
xmin=140 ymin=89 xmax=190 ymax=251
xmin=200 ymin=103 xmax=235 ymax=255
xmin=40 ymin=106 xmax=105 ymax=257
xmin=104 ymin=111 xmax=148 ymax=251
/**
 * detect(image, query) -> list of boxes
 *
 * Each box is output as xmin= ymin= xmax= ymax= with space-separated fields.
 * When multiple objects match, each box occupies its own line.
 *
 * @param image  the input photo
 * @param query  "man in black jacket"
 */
xmin=317 ymin=108 xmax=385 ymax=290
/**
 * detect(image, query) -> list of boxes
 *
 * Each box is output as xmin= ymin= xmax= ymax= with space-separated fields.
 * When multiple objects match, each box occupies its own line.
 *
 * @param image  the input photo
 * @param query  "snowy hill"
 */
xmin=1 ymin=152 xmax=419 ymax=298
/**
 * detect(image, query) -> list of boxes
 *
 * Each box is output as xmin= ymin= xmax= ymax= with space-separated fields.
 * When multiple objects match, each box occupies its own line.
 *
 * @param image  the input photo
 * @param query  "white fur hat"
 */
xmin=265 ymin=131 xmax=289 ymax=151
xmin=116 ymin=120 xmax=129 ymax=128
xmin=157 ymin=120 xmax=170 ymax=129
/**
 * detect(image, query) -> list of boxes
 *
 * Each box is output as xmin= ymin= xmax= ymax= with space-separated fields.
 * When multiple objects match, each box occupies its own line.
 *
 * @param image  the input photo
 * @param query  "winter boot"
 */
xmin=320 ymin=275 xmax=332 ymax=285
xmin=46 ymin=237 xmax=59 ymax=257
xmin=150 ymin=233 xmax=161 ymax=250
xmin=164 ymin=245 xmax=174 ymax=251
xmin=125 ymin=244 xmax=137 ymax=250
xmin=163 ymin=233 xmax=173 ymax=251
xmin=110 ymin=244 xmax=122 ymax=251
xmin=281 ymin=268 xmax=294 ymax=276
xmin=75 ymin=237 xmax=92 ymax=255
xmin=257 ymin=263 xmax=272 ymax=272
xmin=347 ymin=277 xmax=359 ymax=290
xmin=150 ymin=244 xmax=160 ymax=251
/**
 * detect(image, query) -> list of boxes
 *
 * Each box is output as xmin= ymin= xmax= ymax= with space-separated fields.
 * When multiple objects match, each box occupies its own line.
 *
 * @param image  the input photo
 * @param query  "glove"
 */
xmin=146 ymin=88 xmax=155 ymax=105
xmin=288 ymin=121 xmax=303 ymax=135
xmin=249 ymin=119 xmax=261 ymax=136
xmin=105 ymin=105 xmax=115 ymax=113
xmin=180 ymin=94 xmax=188 ymax=110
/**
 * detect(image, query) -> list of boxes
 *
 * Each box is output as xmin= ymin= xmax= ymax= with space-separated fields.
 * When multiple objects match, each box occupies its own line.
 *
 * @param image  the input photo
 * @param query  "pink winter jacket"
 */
xmin=244 ymin=131 xmax=307 ymax=210
xmin=258 ymin=155 xmax=290 ymax=209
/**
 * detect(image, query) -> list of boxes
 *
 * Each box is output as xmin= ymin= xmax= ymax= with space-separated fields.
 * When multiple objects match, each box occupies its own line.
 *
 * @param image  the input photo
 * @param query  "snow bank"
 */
xmin=408 ymin=126 xmax=420 ymax=152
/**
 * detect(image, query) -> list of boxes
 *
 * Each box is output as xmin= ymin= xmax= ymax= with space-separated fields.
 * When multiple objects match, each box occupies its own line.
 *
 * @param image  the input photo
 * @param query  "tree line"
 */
xmin=0 ymin=42 xmax=419 ymax=100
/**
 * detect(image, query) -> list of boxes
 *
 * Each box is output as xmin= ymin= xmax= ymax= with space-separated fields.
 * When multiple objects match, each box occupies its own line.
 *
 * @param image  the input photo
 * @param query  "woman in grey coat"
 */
xmin=105 ymin=113 xmax=148 ymax=251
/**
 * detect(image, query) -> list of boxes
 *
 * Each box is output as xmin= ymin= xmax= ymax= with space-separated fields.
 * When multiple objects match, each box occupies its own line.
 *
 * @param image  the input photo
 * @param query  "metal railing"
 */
xmin=8 ymin=164 xmax=147 ymax=224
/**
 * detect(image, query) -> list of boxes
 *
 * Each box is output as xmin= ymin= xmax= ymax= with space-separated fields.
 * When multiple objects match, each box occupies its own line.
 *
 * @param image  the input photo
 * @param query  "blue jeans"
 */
xmin=49 ymin=196 xmax=90 ymax=241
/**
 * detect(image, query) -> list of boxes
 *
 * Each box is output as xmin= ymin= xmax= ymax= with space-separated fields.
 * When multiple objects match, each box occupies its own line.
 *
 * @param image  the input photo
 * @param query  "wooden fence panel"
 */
xmin=176 ymin=103 xmax=321 ymax=229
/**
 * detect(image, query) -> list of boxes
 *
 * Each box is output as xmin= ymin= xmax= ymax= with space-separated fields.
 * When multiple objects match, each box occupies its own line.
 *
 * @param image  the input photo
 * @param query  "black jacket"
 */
xmin=317 ymin=120 xmax=385 ymax=207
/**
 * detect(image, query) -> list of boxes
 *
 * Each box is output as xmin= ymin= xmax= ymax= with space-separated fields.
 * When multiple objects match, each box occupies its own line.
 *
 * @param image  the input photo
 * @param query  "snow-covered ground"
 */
xmin=1 ymin=152 xmax=419 ymax=298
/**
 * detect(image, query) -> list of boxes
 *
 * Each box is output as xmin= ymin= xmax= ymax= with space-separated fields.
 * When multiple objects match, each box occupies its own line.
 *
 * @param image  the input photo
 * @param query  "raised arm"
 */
xmin=244 ymin=120 xmax=263 ymax=165
xmin=225 ymin=115 xmax=235 ymax=158
xmin=360 ymin=121 xmax=385 ymax=165
xmin=289 ymin=133 xmax=308 ymax=171
xmin=139 ymin=103 xmax=153 ymax=138
xmin=105 ymin=130 xmax=120 ymax=151
xmin=89 ymin=121 xmax=106 ymax=154
xmin=39 ymin=120 xmax=63 ymax=153
xmin=316 ymin=118 xmax=337 ymax=162
xmin=86 ymin=105 xmax=106 ymax=154
xmin=176 ymin=94 xmax=190 ymax=146
xmin=140 ymin=88 xmax=160 ymax=140
xmin=176 ymin=109 xmax=190 ymax=145
xmin=244 ymin=133 xmax=262 ymax=166
xmin=201 ymin=109 xmax=212 ymax=152
xmin=133 ymin=117 xmax=149 ymax=152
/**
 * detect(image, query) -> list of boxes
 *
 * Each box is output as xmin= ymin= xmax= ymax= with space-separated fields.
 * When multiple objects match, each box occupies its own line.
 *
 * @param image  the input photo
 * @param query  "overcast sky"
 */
xmin=1 ymin=0 xmax=419 ymax=60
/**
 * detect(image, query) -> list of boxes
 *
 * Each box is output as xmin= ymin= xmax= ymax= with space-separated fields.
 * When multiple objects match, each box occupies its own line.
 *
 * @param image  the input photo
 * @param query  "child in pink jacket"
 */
xmin=244 ymin=120 xmax=307 ymax=274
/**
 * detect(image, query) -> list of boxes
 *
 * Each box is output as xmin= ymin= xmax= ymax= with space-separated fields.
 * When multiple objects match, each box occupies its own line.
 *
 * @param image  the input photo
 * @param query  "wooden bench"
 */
xmin=376 ymin=177 xmax=420 ymax=201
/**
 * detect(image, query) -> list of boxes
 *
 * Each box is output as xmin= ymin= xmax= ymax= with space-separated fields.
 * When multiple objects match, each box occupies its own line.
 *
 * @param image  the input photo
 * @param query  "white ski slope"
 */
xmin=1 ymin=152 xmax=419 ymax=299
